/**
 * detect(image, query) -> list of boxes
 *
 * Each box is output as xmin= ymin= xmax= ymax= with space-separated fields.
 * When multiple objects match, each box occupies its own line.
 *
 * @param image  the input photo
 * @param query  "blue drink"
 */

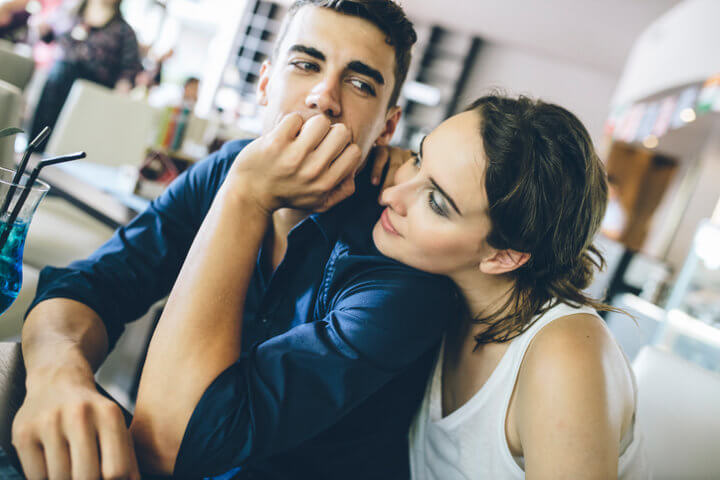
xmin=0 ymin=220 xmax=28 ymax=315
xmin=0 ymin=166 xmax=48 ymax=318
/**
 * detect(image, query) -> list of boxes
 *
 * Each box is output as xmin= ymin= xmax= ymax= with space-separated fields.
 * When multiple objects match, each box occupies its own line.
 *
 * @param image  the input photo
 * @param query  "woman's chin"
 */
xmin=372 ymin=222 xmax=387 ymax=254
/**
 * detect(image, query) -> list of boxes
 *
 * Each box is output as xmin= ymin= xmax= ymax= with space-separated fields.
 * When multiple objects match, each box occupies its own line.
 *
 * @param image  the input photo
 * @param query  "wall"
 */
xmin=458 ymin=42 xmax=619 ymax=149
xmin=663 ymin=119 xmax=720 ymax=271
xmin=611 ymin=0 xmax=720 ymax=107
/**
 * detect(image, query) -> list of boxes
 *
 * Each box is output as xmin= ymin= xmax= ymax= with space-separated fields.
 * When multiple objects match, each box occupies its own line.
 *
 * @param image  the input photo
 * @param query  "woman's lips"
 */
xmin=380 ymin=208 xmax=400 ymax=236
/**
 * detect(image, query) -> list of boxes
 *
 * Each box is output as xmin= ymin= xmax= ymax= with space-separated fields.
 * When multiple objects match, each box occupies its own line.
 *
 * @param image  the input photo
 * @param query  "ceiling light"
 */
xmin=679 ymin=108 xmax=696 ymax=123
xmin=643 ymin=135 xmax=659 ymax=149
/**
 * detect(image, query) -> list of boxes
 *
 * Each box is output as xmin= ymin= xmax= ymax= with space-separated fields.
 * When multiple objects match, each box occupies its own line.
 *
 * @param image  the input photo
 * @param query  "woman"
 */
xmin=372 ymin=95 xmax=647 ymax=478
xmin=29 ymin=0 xmax=141 ymax=150
xmin=0 ymin=0 xmax=30 ymax=43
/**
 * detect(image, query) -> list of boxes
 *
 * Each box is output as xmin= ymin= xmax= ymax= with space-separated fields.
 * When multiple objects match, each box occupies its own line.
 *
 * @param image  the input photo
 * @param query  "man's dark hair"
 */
xmin=274 ymin=0 xmax=416 ymax=108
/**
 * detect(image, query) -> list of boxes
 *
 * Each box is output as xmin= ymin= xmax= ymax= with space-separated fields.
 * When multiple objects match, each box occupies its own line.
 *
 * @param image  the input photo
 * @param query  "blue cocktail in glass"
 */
xmin=0 ymin=167 xmax=49 ymax=316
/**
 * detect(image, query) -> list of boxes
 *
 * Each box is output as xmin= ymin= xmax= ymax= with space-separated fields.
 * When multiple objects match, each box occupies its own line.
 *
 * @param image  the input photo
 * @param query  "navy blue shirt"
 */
xmin=30 ymin=140 xmax=458 ymax=479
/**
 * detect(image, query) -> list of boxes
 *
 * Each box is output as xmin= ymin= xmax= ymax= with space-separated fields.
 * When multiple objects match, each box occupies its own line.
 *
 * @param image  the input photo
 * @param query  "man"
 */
xmin=12 ymin=1 xmax=456 ymax=478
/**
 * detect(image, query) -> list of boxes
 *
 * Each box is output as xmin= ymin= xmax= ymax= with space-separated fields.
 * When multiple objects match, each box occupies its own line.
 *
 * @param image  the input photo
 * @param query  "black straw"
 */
xmin=0 ymin=151 xmax=86 ymax=251
xmin=0 ymin=127 xmax=51 ymax=218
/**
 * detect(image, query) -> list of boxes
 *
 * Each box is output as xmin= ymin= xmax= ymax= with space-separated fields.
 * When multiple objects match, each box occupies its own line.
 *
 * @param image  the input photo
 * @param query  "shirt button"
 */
xmin=261 ymin=317 xmax=268 ymax=324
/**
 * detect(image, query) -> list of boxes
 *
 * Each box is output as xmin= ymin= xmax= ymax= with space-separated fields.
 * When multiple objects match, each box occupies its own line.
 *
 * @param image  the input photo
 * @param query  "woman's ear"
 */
xmin=479 ymin=249 xmax=530 ymax=275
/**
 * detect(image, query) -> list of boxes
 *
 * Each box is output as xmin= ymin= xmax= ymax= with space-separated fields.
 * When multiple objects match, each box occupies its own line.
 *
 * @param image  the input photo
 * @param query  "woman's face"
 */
xmin=373 ymin=111 xmax=494 ymax=276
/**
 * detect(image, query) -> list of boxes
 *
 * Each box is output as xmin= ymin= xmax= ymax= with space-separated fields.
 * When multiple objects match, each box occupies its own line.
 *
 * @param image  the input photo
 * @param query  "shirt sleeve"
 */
xmin=27 ymin=140 xmax=248 ymax=349
xmin=174 ymin=264 xmax=456 ymax=477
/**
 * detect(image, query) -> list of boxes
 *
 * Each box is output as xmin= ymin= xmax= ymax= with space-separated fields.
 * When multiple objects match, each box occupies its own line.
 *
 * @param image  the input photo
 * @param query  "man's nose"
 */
xmin=305 ymin=77 xmax=341 ymax=118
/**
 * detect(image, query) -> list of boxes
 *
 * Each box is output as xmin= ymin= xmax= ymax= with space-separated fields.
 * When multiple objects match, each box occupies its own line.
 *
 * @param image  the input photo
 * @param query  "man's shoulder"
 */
xmin=324 ymin=237 xmax=458 ymax=315
xmin=186 ymin=138 xmax=254 ymax=186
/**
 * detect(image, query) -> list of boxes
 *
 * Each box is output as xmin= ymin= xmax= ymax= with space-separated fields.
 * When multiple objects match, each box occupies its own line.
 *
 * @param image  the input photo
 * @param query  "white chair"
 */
xmin=0 ymin=79 xmax=22 ymax=170
xmin=46 ymin=80 xmax=160 ymax=167
xmin=632 ymin=345 xmax=720 ymax=478
xmin=0 ymin=41 xmax=34 ymax=91
xmin=22 ymin=196 xmax=115 ymax=270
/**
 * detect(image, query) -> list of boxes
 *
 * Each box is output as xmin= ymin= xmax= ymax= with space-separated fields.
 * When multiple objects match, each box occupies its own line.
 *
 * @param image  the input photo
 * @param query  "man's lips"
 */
xmin=380 ymin=208 xmax=400 ymax=236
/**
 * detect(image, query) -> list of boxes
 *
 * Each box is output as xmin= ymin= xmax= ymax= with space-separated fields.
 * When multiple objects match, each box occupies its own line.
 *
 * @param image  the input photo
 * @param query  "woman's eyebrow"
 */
xmin=420 ymin=137 xmax=462 ymax=216
xmin=429 ymin=177 xmax=462 ymax=215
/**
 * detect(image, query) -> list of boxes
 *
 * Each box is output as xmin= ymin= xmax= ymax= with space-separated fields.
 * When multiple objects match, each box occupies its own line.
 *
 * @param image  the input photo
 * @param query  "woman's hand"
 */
xmin=227 ymin=113 xmax=362 ymax=214
xmin=369 ymin=146 xmax=415 ymax=194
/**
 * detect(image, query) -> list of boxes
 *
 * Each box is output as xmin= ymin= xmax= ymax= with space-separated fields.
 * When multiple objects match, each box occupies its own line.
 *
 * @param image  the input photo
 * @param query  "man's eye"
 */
xmin=349 ymin=78 xmax=376 ymax=96
xmin=291 ymin=61 xmax=319 ymax=72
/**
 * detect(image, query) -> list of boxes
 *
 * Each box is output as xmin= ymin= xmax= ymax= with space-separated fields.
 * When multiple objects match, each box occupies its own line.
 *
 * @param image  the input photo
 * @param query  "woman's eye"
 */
xmin=428 ymin=190 xmax=447 ymax=217
xmin=412 ymin=154 xmax=421 ymax=168
xmin=349 ymin=78 xmax=376 ymax=96
xmin=291 ymin=61 xmax=319 ymax=72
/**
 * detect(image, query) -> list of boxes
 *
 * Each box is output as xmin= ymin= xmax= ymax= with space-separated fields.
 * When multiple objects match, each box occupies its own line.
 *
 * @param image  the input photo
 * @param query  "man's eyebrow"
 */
xmin=289 ymin=44 xmax=325 ymax=61
xmin=347 ymin=60 xmax=384 ymax=85
xmin=420 ymin=137 xmax=462 ymax=216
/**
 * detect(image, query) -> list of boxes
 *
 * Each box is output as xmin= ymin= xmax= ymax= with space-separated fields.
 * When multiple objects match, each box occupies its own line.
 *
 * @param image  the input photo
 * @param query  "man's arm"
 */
xmin=130 ymin=113 xmax=361 ymax=474
xmin=12 ymin=141 xmax=250 ymax=479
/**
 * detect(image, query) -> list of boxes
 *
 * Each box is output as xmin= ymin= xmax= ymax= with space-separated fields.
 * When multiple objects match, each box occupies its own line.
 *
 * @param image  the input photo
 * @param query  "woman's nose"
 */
xmin=380 ymin=183 xmax=408 ymax=217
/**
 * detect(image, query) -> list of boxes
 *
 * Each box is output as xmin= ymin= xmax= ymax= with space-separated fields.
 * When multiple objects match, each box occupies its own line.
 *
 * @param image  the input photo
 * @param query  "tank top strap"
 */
xmin=501 ymin=302 xmax=601 ymax=405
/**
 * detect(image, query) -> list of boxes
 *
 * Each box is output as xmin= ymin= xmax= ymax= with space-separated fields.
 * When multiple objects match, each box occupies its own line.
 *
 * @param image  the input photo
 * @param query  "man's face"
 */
xmin=257 ymin=6 xmax=401 ymax=162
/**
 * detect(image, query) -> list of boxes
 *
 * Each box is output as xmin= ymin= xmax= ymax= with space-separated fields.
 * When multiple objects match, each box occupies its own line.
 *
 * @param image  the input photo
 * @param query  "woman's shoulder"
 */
xmin=515 ymin=309 xmax=634 ymax=438
xmin=520 ymin=310 xmax=630 ymax=394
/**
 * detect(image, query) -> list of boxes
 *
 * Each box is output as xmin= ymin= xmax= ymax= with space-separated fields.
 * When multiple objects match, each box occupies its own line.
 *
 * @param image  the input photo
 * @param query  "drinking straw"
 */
xmin=0 ymin=127 xmax=51 ymax=219
xmin=0 ymin=151 xmax=86 ymax=251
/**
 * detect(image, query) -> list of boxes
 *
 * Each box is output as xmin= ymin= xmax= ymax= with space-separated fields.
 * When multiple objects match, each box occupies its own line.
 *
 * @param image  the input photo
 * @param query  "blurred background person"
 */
xmin=28 ymin=0 xmax=141 ymax=150
xmin=0 ymin=0 xmax=30 ymax=43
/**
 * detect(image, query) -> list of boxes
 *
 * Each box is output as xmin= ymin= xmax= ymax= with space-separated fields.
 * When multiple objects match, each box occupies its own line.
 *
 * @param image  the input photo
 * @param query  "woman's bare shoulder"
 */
xmin=512 ymin=311 xmax=634 ymax=476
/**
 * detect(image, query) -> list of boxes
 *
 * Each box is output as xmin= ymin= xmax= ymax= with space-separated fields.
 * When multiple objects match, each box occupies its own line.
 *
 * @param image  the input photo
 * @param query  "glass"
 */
xmin=0 ymin=167 xmax=49 ymax=316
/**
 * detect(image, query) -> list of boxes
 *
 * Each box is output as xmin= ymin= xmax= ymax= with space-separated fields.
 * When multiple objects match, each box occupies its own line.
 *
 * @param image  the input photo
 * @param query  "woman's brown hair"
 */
xmin=466 ymin=94 xmax=614 ymax=346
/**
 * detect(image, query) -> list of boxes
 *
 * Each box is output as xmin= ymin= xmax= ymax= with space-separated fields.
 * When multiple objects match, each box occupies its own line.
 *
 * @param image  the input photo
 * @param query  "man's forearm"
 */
xmin=131 ymin=183 xmax=269 ymax=474
xmin=22 ymin=298 xmax=109 ymax=387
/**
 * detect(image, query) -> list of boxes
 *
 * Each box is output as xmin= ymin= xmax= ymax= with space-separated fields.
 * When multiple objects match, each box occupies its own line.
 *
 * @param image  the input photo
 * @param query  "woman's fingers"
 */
xmin=370 ymin=147 xmax=389 ymax=185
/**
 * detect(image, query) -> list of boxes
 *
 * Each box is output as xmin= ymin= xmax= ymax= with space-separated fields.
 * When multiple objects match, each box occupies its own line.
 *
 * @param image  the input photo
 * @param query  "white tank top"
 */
xmin=408 ymin=302 xmax=649 ymax=479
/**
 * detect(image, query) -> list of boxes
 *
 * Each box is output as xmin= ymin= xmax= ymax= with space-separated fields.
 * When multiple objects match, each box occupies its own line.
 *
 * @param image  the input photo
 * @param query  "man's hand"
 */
xmin=12 ymin=376 xmax=140 ymax=480
xmin=15 ymin=299 xmax=140 ymax=480
xmin=228 ymin=113 xmax=362 ymax=213
xmin=369 ymin=146 xmax=415 ymax=195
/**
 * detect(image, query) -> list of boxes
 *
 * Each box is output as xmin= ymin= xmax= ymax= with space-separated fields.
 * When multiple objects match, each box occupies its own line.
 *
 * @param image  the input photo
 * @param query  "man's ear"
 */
xmin=374 ymin=105 xmax=402 ymax=146
xmin=256 ymin=60 xmax=272 ymax=106
xmin=479 ymin=249 xmax=531 ymax=275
